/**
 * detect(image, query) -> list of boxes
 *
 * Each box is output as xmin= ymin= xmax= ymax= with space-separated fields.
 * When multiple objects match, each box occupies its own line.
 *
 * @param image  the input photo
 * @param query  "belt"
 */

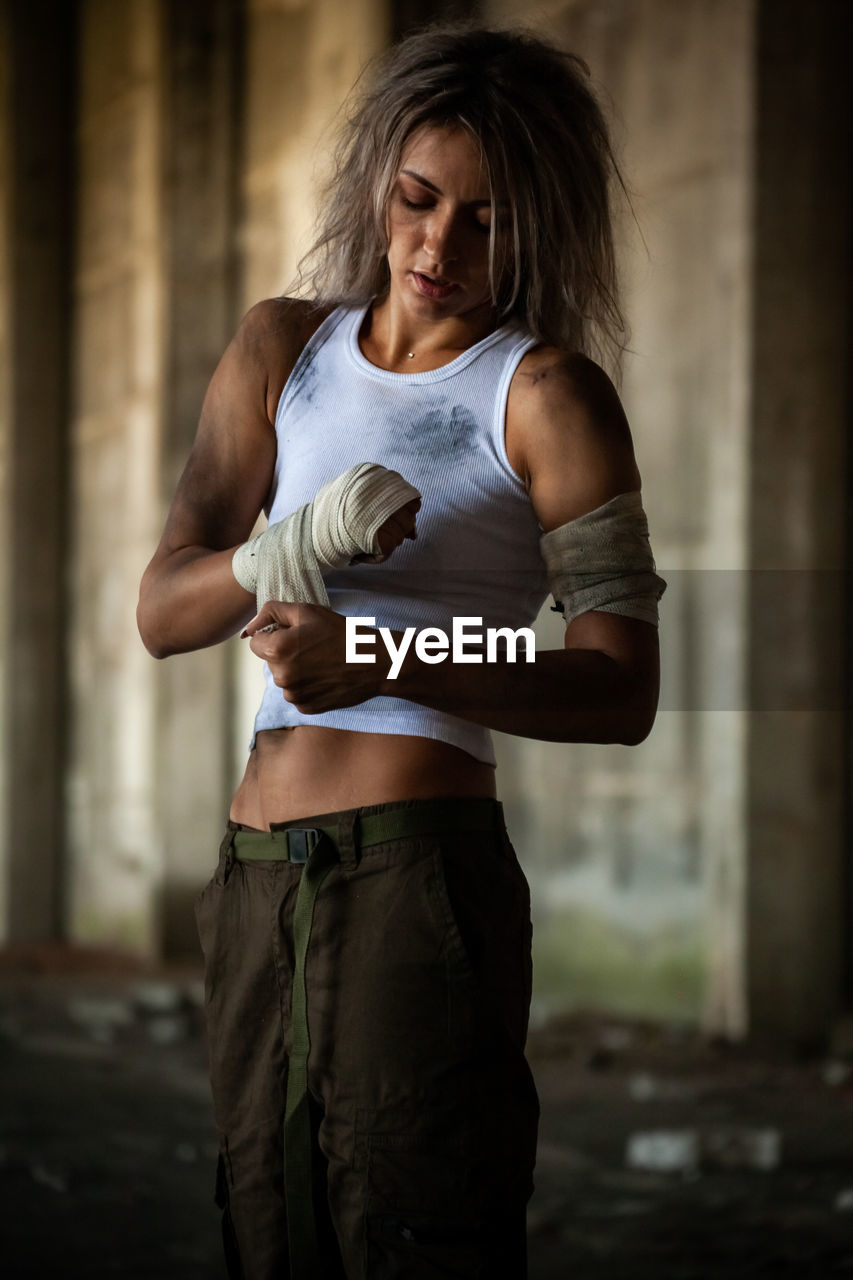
xmin=231 ymin=797 xmax=503 ymax=864
xmin=230 ymin=798 xmax=504 ymax=1280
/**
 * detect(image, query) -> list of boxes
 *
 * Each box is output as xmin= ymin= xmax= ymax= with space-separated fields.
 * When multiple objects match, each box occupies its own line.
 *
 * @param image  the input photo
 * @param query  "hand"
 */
xmin=242 ymin=600 xmax=388 ymax=713
xmin=349 ymin=497 xmax=421 ymax=564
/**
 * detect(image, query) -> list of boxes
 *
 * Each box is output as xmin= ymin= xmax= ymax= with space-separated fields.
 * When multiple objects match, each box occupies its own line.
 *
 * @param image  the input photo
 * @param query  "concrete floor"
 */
xmin=2 ymin=960 xmax=853 ymax=1279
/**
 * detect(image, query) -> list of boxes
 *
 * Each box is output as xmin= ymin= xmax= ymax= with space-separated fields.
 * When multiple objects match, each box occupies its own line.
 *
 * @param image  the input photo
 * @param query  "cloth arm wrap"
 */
xmin=539 ymin=490 xmax=666 ymax=627
xmin=231 ymin=462 xmax=421 ymax=610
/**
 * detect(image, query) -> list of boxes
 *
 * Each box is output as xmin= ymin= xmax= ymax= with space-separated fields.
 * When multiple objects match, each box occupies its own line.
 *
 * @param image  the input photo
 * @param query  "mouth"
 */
xmin=412 ymin=271 xmax=458 ymax=300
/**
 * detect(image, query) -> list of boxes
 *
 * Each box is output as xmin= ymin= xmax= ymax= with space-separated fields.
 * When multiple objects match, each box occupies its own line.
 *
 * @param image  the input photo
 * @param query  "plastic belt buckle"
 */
xmin=286 ymin=828 xmax=320 ymax=865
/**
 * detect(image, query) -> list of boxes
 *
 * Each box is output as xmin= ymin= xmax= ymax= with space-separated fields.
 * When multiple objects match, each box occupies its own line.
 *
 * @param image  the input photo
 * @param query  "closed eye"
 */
xmin=397 ymin=185 xmax=492 ymax=232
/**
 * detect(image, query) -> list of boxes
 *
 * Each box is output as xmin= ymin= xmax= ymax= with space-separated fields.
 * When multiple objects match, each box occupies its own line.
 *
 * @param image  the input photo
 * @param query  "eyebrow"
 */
xmin=400 ymin=169 xmax=493 ymax=209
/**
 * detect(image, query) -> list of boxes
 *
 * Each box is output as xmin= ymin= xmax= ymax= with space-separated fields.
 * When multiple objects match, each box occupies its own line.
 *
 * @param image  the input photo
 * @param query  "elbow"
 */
xmin=138 ymin=626 xmax=170 ymax=662
xmin=615 ymin=691 xmax=659 ymax=746
xmin=136 ymin=599 xmax=172 ymax=660
xmin=613 ymin=647 xmax=660 ymax=744
xmin=617 ymin=716 xmax=654 ymax=747
xmin=137 ymin=562 xmax=184 ymax=659
xmin=142 ymin=639 xmax=171 ymax=661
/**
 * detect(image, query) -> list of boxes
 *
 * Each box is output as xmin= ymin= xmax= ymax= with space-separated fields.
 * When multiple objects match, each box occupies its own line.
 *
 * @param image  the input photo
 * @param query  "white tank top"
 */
xmin=251 ymin=303 xmax=549 ymax=765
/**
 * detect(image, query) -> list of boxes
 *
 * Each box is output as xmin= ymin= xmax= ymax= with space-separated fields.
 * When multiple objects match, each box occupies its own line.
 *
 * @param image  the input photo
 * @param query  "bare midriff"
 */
xmin=229 ymin=725 xmax=496 ymax=830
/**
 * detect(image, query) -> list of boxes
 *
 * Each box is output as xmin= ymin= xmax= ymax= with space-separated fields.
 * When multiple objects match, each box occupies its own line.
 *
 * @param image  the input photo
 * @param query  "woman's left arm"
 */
xmin=246 ymin=349 xmax=660 ymax=746
xmin=385 ymin=348 xmax=659 ymax=744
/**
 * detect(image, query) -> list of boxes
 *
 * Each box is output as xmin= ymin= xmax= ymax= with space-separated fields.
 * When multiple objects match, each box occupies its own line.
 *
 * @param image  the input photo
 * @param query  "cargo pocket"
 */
xmin=362 ymin=1129 xmax=486 ymax=1280
xmin=433 ymin=832 xmax=534 ymax=1055
xmin=193 ymin=871 xmax=218 ymax=964
xmin=193 ymin=829 xmax=234 ymax=965
xmin=214 ymin=1149 xmax=244 ymax=1280
xmin=428 ymin=847 xmax=476 ymax=977
xmin=366 ymin=1209 xmax=487 ymax=1279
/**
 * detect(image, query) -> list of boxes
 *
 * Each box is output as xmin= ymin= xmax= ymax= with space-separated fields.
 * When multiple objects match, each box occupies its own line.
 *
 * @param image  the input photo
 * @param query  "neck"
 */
xmin=363 ymin=293 xmax=500 ymax=373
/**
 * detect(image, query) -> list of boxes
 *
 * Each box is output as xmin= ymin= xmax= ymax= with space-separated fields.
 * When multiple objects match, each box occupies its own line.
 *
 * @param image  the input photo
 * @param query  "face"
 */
xmin=385 ymin=125 xmax=504 ymax=327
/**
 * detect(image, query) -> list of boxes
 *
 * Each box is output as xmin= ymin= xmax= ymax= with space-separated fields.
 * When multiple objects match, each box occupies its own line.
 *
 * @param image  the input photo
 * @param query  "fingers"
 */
xmin=241 ymin=599 xmax=303 ymax=637
xmin=247 ymin=621 xmax=304 ymax=672
xmin=243 ymin=602 xmax=359 ymax=712
xmin=399 ymin=495 xmax=421 ymax=528
xmin=383 ymin=498 xmax=421 ymax=538
xmin=406 ymin=496 xmax=421 ymax=536
xmin=347 ymin=496 xmax=423 ymax=565
xmin=374 ymin=498 xmax=421 ymax=558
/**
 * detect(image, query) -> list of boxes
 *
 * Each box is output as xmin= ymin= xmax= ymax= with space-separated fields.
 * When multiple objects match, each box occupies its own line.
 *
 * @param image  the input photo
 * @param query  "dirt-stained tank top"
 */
xmin=251 ymin=303 xmax=549 ymax=766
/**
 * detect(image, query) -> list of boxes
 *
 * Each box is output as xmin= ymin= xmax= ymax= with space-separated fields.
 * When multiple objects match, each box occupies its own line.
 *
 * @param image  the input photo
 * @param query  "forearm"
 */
xmin=137 ymin=545 xmax=256 ymax=658
xmin=380 ymin=641 xmax=657 ymax=745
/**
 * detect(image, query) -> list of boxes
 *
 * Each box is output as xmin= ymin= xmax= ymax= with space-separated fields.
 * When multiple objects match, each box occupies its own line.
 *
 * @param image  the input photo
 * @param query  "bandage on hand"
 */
xmin=232 ymin=462 xmax=421 ymax=611
xmin=350 ymin=496 xmax=420 ymax=564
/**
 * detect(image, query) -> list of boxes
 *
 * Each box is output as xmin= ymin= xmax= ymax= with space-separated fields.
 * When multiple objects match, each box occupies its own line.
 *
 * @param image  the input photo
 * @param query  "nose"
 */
xmin=423 ymin=210 xmax=459 ymax=266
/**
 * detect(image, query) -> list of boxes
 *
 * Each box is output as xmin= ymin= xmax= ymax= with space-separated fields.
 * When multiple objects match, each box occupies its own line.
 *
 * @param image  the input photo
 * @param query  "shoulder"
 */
xmin=506 ymin=346 xmax=641 ymax=531
xmin=508 ymin=346 xmax=632 ymax=466
xmin=237 ymin=296 xmax=332 ymax=349
xmin=234 ymin=296 xmax=332 ymax=370
xmin=227 ymin=297 xmax=334 ymax=422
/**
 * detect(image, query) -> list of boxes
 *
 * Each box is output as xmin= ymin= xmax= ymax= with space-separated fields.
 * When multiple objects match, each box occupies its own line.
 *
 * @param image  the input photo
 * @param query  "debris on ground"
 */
xmin=2 ymin=963 xmax=853 ymax=1278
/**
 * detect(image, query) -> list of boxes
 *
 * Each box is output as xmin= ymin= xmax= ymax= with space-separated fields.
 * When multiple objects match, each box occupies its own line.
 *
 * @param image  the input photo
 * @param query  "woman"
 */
xmin=138 ymin=23 xmax=663 ymax=1280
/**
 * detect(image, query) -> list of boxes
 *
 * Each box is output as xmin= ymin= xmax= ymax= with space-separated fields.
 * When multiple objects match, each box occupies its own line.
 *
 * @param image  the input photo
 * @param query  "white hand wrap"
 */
xmin=232 ymin=462 xmax=421 ymax=609
xmin=539 ymin=490 xmax=666 ymax=627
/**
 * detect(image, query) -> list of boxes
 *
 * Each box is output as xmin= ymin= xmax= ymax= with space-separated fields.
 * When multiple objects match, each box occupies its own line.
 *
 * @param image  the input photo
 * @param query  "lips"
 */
xmin=412 ymin=271 xmax=458 ymax=300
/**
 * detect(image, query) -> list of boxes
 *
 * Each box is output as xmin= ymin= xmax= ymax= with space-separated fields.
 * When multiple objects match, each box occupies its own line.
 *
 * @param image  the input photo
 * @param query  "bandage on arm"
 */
xmin=231 ymin=462 xmax=421 ymax=610
xmin=539 ymin=490 xmax=666 ymax=627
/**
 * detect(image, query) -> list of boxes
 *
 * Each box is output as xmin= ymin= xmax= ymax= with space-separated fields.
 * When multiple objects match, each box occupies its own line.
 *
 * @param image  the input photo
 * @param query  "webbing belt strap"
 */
xmin=282 ymin=833 xmax=337 ymax=1279
xmin=230 ymin=799 xmax=503 ymax=1280
xmin=230 ymin=799 xmax=502 ymax=863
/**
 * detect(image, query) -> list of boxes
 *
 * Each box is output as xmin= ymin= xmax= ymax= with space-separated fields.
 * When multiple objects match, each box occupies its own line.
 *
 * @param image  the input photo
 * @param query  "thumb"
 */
xmin=241 ymin=599 xmax=300 ymax=638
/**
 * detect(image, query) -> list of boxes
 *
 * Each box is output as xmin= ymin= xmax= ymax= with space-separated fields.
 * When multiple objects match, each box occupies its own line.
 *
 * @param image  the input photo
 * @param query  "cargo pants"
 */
xmin=194 ymin=796 xmax=539 ymax=1279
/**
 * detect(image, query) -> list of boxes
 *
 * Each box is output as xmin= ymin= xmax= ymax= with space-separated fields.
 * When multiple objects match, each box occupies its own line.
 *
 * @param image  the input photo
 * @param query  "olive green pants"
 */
xmin=195 ymin=797 xmax=539 ymax=1279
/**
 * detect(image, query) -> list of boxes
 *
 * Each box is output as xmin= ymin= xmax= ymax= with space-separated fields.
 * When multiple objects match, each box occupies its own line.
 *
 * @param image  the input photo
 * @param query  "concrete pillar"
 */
xmin=67 ymin=0 xmax=165 ymax=953
xmin=67 ymin=1 xmax=249 ymax=959
xmin=745 ymin=0 xmax=852 ymax=1046
xmin=0 ymin=0 xmax=76 ymax=943
xmin=240 ymin=0 xmax=390 ymax=307
xmin=155 ymin=0 xmax=245 ymax=956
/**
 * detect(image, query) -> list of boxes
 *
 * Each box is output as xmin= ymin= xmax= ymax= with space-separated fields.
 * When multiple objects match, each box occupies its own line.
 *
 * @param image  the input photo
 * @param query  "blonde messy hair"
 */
xmin=297 ymin=24 xmax=628 ymax=368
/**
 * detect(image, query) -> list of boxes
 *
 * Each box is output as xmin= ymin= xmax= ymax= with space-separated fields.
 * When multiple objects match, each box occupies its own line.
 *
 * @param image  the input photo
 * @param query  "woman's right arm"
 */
xmin=137 ymin=298 xmax=314 ymax=658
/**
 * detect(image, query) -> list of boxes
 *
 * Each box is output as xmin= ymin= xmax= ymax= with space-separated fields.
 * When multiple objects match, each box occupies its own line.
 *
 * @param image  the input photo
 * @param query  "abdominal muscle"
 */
xmin=229 ymin=725 xmax=497 ymax=830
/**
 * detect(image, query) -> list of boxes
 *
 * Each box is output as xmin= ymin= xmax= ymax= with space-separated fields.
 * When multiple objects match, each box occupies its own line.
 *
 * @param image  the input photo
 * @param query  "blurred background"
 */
xmin=1 ymin=0 xmax=852 ymax=1275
